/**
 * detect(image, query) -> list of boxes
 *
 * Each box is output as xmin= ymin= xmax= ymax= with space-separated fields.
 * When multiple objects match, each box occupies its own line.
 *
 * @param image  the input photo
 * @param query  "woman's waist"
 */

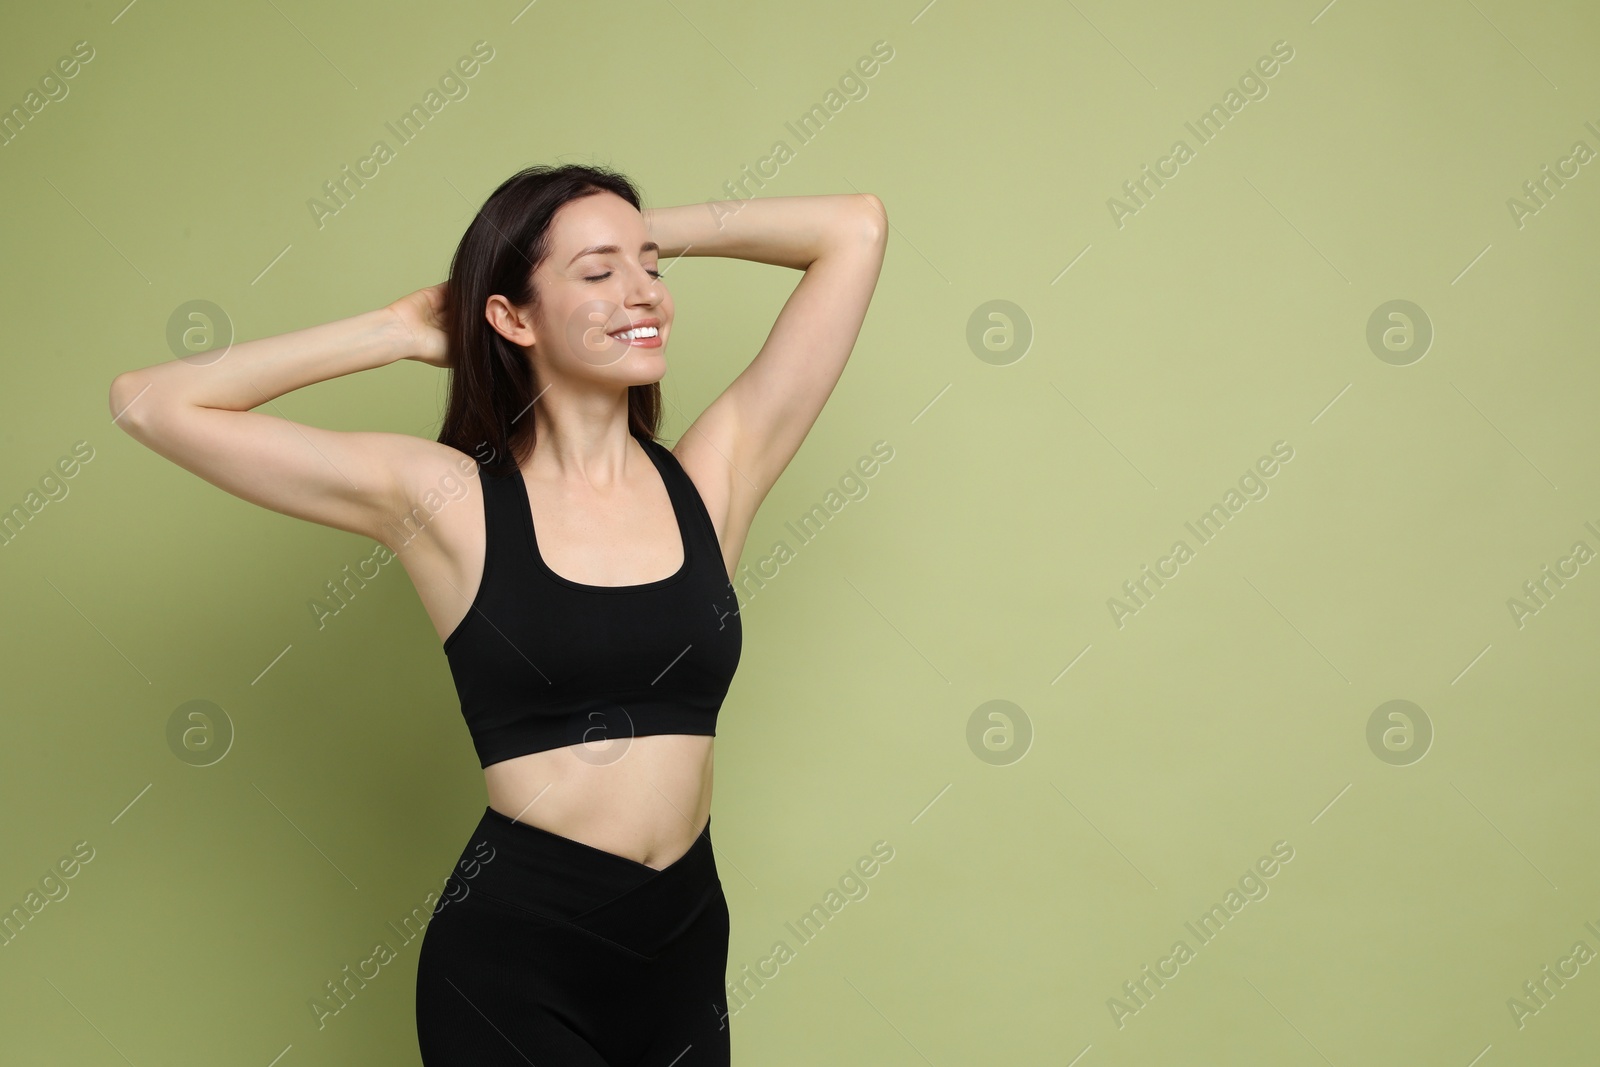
xmin=481 ymin=735 xmax=714 ymax=870
xmin=438 ymin=799 xmax=722 ymax=955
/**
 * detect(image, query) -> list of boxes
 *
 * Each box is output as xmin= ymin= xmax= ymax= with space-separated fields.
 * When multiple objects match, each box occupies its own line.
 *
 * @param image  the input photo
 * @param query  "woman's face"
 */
xmin=505 ymin=191 xmax=672 ymax=391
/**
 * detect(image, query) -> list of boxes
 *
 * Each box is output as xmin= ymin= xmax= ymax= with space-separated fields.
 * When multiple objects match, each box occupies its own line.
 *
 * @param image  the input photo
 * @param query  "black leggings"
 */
xmin=415 ymin=806 xmax=731 ymax=1065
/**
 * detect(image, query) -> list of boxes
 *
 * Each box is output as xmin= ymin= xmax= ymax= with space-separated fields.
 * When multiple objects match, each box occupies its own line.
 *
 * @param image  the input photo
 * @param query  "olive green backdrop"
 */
xmin=3 ymin=0 xmax=1598 ymax=1063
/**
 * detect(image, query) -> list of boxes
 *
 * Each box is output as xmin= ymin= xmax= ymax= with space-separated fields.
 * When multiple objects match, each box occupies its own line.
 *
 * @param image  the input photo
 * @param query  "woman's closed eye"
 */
xmin=585 ymin=269 xmax=662 ymax=282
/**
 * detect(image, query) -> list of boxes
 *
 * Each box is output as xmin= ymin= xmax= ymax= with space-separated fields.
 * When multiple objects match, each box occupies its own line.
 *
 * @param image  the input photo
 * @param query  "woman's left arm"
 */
xmin=644 ymin=193 xmax=888 ymax=531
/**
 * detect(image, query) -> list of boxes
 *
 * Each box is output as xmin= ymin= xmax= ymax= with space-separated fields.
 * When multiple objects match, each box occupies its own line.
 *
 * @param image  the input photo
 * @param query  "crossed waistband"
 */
xmin=450 ymin=806 xmax=721 ymax=958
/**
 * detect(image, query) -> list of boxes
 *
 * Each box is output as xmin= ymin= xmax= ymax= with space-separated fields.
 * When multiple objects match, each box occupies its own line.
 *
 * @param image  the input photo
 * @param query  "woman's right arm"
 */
xmin=107 ymin=295 xmax=446 ymax=544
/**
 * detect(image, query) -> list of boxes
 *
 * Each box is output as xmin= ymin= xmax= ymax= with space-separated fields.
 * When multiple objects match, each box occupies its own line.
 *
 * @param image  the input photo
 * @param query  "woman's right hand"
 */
xmin=385 ymin=283 xmax=450 ymax=367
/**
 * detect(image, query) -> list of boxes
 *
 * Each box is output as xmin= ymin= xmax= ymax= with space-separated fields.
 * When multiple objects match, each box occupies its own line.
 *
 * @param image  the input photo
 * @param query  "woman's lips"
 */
xmin=609 ymin=325 xmax=663 ymax=348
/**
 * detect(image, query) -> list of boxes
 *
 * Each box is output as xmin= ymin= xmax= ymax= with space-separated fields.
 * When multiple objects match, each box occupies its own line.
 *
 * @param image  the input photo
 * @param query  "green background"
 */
xmin=3 ymin=0 xmax=1599 ymax=1063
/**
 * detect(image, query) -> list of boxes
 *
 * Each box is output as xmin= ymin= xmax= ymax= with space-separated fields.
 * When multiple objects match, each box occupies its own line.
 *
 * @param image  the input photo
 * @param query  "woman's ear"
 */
xmin=485 ymin=294 xmax=537 ymax=346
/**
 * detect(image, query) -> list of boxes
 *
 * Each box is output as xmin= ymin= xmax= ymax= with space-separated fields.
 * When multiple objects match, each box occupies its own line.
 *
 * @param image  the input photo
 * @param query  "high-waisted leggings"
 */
xmin=415 ymin=806 xmax=731 ymax=1065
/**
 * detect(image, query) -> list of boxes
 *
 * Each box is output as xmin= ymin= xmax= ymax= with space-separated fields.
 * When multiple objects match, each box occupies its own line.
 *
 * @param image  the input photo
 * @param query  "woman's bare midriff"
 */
xmin=482 ymin=733 xmax=715 ymax=872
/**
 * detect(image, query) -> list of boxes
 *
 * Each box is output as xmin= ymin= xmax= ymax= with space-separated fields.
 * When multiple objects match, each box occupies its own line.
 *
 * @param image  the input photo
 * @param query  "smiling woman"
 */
xmin=108 ymin=160 xmax=887 ymax=1064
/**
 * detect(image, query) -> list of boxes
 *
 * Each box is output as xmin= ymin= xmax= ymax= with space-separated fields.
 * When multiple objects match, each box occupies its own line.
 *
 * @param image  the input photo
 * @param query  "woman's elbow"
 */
xmin=108 ymin=371 xmax=153 ymax=433
xmin=855 ymin=194 xmax=886 ymax=243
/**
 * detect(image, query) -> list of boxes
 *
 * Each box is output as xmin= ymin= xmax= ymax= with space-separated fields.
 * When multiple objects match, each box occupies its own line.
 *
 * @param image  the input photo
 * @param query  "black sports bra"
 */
xmin=442 ymin=431 xmax=743 ymax=768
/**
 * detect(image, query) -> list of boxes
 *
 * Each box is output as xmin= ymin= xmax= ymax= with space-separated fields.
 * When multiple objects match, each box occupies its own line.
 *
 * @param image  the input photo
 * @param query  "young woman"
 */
xmin=108 ymin=164 xmax=887 ymax=1064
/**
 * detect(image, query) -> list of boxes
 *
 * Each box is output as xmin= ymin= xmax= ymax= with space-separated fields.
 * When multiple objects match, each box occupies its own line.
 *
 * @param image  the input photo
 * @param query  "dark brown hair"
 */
xmin=435 ymin=163 xmax=661 ymax=476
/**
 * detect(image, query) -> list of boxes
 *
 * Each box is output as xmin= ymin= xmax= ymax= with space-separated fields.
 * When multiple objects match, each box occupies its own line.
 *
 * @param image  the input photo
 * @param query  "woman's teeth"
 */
xmin=613 ymin=326 xmax=659 ymax=341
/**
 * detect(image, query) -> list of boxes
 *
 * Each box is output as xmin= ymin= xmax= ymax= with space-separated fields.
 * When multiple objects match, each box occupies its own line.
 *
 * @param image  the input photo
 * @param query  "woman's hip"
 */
xmin=424 ymin=805 xmax=724 ymax=962
xmin=415 ymin=806 xmax=730 ymax=1061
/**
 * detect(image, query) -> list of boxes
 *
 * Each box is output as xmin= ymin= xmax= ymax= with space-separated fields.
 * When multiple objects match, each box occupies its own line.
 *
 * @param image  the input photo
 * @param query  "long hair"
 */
xmin=435 ymin=163 xmax=662 ymax=476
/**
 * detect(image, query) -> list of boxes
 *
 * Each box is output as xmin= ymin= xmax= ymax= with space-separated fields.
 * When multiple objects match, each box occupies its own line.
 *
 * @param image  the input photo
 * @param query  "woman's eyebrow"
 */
xmin=567 ymin=241 xmax=660 ymax=266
